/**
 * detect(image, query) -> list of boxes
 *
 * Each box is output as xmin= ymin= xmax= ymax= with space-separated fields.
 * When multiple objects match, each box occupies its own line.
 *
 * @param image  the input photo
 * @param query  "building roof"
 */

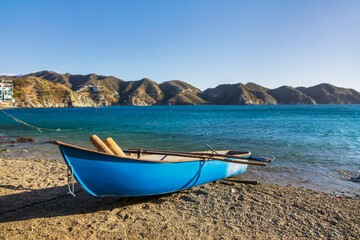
xmin=0 ymin=79 xmax=13 ymax=83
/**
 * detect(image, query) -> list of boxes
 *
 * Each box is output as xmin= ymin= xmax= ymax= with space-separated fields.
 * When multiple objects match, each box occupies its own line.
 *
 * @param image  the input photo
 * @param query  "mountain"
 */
xmin=67 ymin=73 xmax=124 ymax=93
xmin=243 ymin=83 xmax=277 ymax=105
xmin=296 ymin=83 xmax=360 ymax=104
xmin=267 ymin=86 xmax=316 ymax=105
xmin=25 ymin=71 xmax=71 ymax=88
xmin=159 ymin=80 xmax=206 ymax=105
xmin=200 ymin=83 xmax=258 ymax=105
xmin=117 ymin=78 xmax=164 ymax=105
xmin=17 ymin=71 xmax=123 ymax=106
xmin=200 ymin=83 xmax=278 ymax=105
xmin=12 ymin=76 xmax=96 ymax=108
xmin=23 ymin=71 xmax=124 ymax=93
xmin=2 ymin=70 xmax=360 ymax=107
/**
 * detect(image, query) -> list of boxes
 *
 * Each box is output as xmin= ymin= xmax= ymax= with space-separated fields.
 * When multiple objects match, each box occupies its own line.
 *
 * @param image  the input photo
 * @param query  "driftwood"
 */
xmin=223 ymin=178 xmax=259 ymax=185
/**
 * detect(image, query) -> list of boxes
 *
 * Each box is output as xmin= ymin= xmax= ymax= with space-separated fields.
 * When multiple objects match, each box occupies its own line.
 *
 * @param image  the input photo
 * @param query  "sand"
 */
xmin=0 ymin=157 xmax=359 ymax=240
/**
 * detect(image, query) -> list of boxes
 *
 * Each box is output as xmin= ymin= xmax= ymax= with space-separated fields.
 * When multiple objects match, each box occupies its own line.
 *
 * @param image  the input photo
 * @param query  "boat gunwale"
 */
xmin=50 ymin=141 xmax=224 ymax=163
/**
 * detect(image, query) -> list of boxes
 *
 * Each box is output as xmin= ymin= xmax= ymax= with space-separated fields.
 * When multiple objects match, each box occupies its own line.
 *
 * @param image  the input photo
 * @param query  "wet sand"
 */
xmin=0 ymin=157 xmax=359 ymax=239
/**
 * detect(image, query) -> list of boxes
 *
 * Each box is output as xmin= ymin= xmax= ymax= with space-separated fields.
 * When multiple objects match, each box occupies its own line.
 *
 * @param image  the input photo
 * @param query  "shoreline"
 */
xmin=2 ymin=104 xmax=360 ymax=109
xmin=1 ymin=131 xmax=359 ymax=198
xmin=1 ymin=157 xmax=359 ymax=239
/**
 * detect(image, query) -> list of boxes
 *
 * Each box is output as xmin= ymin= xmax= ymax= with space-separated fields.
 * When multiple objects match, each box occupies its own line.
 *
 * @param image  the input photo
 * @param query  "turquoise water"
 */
xmin=1 ymin=105 xmax=359 ymax=195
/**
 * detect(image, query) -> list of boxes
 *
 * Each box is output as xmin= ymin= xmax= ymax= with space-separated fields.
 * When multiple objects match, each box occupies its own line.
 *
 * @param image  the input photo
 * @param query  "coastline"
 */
xmin=1 ymin=157 xmax=359 ymax=239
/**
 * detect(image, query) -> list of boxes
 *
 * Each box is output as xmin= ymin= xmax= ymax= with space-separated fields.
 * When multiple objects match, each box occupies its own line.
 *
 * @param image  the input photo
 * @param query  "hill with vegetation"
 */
xmin=296 ymin=83 xmax=360 ymax=104
xmin=159 ymin=80 xmax=206 ymax=105
xmin=200 ymin=83 xmax=278 ymax=105
xmin=12 ymin=76 xmax=96 ymax=108
xmin=1 ymin=71 xmax=360 ymax=107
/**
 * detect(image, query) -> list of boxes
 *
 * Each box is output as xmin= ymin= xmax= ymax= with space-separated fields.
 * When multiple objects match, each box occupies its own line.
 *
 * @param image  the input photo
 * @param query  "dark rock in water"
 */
xmin=349 ymin=177 xmax=360 ymax=182
xmin=0 ymin=136 xmax=36 ymax=145
xmin=14 ymin=137 xmax=36 ymax=143
xmin=0 ymin=137 xmax=10 ymax=145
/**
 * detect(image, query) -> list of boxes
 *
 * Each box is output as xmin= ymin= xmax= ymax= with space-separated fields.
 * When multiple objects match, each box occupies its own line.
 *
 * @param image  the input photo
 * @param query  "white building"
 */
xmin=0 ymin=80 xmax=13 ymax=102
xmin=88 ymin=85 xmax=101 ymax=93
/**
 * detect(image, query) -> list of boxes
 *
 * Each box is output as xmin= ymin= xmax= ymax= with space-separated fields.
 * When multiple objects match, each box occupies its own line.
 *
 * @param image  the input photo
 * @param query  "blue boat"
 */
xmin=51 ymin=141 xmax=259 ymax=197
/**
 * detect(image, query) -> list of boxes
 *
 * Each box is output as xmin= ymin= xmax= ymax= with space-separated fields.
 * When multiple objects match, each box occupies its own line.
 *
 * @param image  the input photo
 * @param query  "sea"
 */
xmin=1 ymin=105 xmax=359 ymax=196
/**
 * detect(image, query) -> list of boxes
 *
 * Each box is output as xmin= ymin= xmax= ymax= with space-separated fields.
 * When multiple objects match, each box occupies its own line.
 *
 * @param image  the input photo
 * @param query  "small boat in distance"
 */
xmin=51 ymin=136 xmax=271 ymax=197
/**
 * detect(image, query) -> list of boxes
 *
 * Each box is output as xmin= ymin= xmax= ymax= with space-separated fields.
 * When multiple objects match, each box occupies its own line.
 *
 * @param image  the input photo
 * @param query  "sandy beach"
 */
xmin=0 ymin=157 xmax=359 ymax=240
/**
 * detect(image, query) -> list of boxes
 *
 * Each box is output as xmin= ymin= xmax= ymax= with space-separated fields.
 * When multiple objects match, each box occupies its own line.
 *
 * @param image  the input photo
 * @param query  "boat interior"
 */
xmin=50 ymin=134 xmax=252 ymax=163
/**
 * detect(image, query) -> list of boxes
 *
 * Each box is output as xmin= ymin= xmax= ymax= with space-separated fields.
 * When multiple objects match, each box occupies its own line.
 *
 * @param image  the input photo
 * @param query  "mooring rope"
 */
xmin=0 ymin=108 xmax=61 ymax=132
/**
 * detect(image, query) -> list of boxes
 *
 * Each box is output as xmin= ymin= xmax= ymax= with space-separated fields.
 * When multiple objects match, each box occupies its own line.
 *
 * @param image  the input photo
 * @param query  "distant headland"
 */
xmin=1 ymin=70 xmax=360 ymax=107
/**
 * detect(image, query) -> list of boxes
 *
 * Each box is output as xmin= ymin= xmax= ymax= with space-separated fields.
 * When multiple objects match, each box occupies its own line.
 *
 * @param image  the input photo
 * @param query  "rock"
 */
xmin=16 ymin=137 xmax=36 ymax=143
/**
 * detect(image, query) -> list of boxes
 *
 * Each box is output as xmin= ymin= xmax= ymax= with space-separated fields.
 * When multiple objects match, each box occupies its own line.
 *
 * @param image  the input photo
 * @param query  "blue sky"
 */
xmin=1 ymin=0 xmax=359 ymax=91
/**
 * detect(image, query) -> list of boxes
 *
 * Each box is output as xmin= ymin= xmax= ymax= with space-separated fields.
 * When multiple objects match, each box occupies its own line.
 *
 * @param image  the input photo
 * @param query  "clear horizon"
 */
xmin=1 ymin=0 xmax=359 ymax=91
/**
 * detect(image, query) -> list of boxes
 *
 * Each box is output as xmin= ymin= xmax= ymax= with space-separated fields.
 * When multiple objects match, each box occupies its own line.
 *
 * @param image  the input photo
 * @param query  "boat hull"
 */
xmin=58 ymin=145 xmax=248 ymax=197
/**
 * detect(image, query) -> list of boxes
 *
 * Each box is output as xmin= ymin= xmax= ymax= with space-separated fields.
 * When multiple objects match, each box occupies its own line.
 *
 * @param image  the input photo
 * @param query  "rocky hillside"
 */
xmin=2 ymin=71 xmax=205 ymax=107
xmin=242 ymin=83 xmax=278 ymax=105
xmin=200 ymin=83 xmax=277 ymax=105
xmin=267 ymin=86 xmax=316 ymax=105
xmin=24 ymin=71 xmax=124 ymax=93
xmin=201 ymin=83 xmax=360 ymax=105
xmin=12 ymin=76 xmax=96 ymax=108
xmin=117 ymin=78 xmax=164 ymax=105
xmin=296 ymin=83 xmax=360 ymax=104
xmin=2 ymin=71 xmax=360 ymax=106
xmin=159 ymin=80 xmax=206 ymax=105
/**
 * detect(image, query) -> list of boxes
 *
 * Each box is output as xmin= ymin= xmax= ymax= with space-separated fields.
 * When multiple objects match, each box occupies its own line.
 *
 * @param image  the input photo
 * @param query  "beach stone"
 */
xmin=15 ymin=137 xmax=36 ymax=143
xmin=0 ymin=157 xmax=359 ymax=239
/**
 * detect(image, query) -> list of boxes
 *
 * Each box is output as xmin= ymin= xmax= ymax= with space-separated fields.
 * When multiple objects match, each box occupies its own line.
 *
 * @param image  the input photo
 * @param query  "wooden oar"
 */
xmin=90 ymin=135 xmax=114 ymax=155
xmin=125 ymin=149 xmax=267 ymax=167
xmin=103 ymin=137 xmax=126 ymax=157
xmin=127 ymin=148 xmax=274 ymax=163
